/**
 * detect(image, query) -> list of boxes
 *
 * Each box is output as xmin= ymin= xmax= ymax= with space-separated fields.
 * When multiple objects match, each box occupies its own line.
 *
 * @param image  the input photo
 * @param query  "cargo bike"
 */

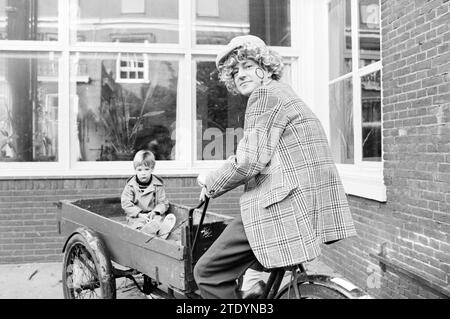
xmin=57 ymin=197 xmax=370 ymax=299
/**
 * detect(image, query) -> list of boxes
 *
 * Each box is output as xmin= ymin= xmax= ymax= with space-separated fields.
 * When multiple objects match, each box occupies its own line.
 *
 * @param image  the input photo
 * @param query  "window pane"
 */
xmin=197 ymin=0 xmax=219 ymax=17
xmin=196 ymin=60 xmax=291 ymax=160
xmin=71 ymin=0 xmax=179 ymax=43
xmin=361 ymin=70 xmax=381 ymax=161
xmin=71 ymin=53 xmax=178 ymax=161
xmin=196 ymin=61 xmax=244 ymax=160
xmin=328 ymin=0 xmax=352 ymax=80
xmin=195 ymin=0 xmax=291 ymax=46
xmin=0 ymin=52 xmax=60 ymax=162
xmin=329 ymin=78 xmax=354 ymax=164
xmin=0 ymin=0 xmax=58 ymax=40
xmin=359 ymin=0 xmax=380 ymax=68
xmin=121 ymin=0 xmax=145 ymax=14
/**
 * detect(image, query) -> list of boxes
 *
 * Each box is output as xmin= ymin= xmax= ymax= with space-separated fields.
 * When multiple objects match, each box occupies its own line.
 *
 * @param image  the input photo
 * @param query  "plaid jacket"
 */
xmin=205 ymin=81 xmax=357 ymax=268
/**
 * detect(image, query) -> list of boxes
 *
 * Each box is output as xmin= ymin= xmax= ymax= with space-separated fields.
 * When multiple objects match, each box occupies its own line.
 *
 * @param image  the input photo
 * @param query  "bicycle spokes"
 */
xmin=65 ymin=244 xmax=101 ymax=299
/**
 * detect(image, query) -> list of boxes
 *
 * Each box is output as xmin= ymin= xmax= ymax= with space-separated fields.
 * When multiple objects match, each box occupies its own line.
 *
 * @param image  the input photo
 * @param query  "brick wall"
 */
xmin=0 ymin=176 xmax=242 ymax=264
xmin=321 ymin=0 xmax=450 ymax=298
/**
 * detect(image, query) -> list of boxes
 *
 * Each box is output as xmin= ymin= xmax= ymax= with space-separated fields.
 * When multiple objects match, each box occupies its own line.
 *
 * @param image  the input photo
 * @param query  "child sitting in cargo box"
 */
xmin=121 ymin=150 xmax=176 ymax=239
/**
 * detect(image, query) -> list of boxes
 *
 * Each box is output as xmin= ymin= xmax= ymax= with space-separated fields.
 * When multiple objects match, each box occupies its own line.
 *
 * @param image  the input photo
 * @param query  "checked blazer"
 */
xmin=204 ymin=81 xmax=357 ymax=268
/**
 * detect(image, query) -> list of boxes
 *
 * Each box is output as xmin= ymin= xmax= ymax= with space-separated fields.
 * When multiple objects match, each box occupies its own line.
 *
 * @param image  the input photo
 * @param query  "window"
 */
xmin=329 ymin=77 xmax=354 ymax=164
xmin=359 ymin=0 xmax=380 ymax=67
xmin=361 ymin=70 xmax=381 ymax=161
xmin=71 ymin=53 xmax=178 ymax=162
xmin=116 ymin=53 xmax=149 ymax=83
xmin=121 ymin=0 xmax=145 ymax=14
xmin=328 ymin=0 xmax=384 ymax=201
xmin=0 ymin=0 xmax=59 ymax=41
xmin=194 ymin=0 xmax=291 ymax=46
xmin=197 ymin=0 xmax=219 ymax=17
xmin=72 ymin=0 xmax=179 ymax=43
xmin=196 ymin=61 xmax=293 ymax=160
xmin=0 ymin=0 xmax=298 ymax=176
xmin=0 ymin=52 xmax=60 ymax=162
xmin=44 ymin=94 xmax=59 ymax=159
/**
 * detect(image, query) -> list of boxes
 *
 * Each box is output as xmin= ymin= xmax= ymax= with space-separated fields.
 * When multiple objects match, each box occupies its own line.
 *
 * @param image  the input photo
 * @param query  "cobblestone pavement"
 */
xmin=0 ymin=258 xmax=346 ymax=299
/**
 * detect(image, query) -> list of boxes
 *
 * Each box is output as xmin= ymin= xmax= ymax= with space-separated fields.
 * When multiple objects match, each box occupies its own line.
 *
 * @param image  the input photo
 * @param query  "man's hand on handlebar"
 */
xmin=197 ymin=172 xmax=207 ymax=188
xmin=199 ymin=186 xmax=210 ymax=202
xmin=197 ymin=172 xmax=210 ymax=202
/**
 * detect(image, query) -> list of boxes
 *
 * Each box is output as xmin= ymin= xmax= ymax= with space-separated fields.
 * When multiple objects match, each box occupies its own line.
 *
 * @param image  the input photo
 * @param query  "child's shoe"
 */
xmin=141 ymin=218 xmax=162 ymax=235
xmin=157 ymin=214 xmax=176 ymax=240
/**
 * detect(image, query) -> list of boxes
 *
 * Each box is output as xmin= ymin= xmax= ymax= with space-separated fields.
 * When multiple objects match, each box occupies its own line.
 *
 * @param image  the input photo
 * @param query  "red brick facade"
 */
xmin=321 ymin=0 xmax=450 ymax=298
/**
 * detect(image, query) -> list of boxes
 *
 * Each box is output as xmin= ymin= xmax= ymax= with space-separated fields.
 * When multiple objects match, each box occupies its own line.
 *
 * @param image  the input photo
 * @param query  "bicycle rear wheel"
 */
xmin=277 ymin=282 xmax=348 ymax=299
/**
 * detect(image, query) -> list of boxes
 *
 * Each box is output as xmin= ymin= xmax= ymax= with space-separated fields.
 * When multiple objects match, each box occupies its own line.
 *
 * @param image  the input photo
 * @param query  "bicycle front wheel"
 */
xmin=277 ymin=282 xmax=348 ymax=299
xmin=62 ymin=234 xmax=116 ymax=299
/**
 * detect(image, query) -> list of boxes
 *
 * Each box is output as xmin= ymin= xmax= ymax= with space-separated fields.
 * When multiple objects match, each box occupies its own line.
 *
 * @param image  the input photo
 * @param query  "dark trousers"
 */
xmin=193 ymin=215 xmax=262 ymax=299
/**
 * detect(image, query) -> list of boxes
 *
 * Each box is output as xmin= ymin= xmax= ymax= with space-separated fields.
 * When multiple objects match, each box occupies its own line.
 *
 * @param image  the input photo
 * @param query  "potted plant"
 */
xmin=99 ymin=69 xmax=157 ymax=161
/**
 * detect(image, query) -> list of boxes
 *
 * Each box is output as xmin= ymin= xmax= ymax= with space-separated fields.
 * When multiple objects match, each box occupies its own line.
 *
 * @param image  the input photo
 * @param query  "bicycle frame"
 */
xmin=188 ymin=197 xmax=210 ymax=255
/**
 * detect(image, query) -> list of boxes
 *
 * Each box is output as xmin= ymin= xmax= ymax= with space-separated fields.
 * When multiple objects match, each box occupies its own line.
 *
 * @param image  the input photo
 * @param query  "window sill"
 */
xmin=336 ymin=163 xmax=387 ymax=202
xmin=0 ymin=161 xmax=387 ymax=202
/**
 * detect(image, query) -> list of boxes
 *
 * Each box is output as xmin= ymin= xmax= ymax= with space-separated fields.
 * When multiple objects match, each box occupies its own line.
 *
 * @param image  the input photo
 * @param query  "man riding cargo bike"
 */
xmin=194 ymin=35 xmax=357 ymax=299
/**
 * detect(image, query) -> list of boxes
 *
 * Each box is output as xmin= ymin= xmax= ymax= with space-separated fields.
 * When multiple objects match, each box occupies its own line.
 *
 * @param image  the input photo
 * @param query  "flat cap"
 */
xmin=215 ymin=35 xmax=267 ymax=69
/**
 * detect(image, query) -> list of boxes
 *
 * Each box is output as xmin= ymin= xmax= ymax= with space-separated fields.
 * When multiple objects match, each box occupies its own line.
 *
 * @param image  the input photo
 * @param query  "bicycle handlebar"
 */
xmin=188 ymin=197 xmax=210 ymax=254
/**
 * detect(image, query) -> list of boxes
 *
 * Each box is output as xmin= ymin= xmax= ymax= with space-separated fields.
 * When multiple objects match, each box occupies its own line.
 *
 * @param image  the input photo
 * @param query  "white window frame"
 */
xmin=115 ymin=53 xmax=149 ymax=83
xmin=324 ymin=0 xmax=385 ymax=201
xmin=0 ymin=0 xmax=303 ymax=180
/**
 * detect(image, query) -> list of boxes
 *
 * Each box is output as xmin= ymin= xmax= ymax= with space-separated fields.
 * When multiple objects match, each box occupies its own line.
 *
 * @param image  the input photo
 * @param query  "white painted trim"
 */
xmin=328 ymin=61 xmax=382 ymax=86
xmin=73 ymin=18 xmax=180 ymax=31
xmin=66 ymin=44 xmax=186 ymax=53
xmin=193 ymin=21 xmax=249 ymax=33
xmin=190 ymin=46 xmax=301 ymax=57
xmin=337 ymin=163 xmax=386 ymax=202
xmin=329 ymin=72 xmax=353 ymax=85
xmin=358 ymin=60 xmax=382 ymax=76
xmin=0 ymin=42 xmax=64 ymax=51
xmin=0 ymin=44 xmax=301 ymax=57
xmin=297 ymin=0 xmax=314 ymax=108
xmin=0 ymin=160 xmax=386 ymax=202
xmin=312 ymin=0 xmax=331 ymax=138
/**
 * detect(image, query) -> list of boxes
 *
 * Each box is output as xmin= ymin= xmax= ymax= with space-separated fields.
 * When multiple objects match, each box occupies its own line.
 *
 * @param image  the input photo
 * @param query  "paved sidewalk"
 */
xmin=0 ymin=262 xmax=147 ymax=299
xmin=0 ymin=258 xmax=348 ymax=299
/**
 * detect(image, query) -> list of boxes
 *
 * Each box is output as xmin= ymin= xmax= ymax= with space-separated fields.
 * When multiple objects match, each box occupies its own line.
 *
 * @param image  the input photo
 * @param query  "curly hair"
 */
xmin=218 ymin=44 xmax=284 ymax=95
